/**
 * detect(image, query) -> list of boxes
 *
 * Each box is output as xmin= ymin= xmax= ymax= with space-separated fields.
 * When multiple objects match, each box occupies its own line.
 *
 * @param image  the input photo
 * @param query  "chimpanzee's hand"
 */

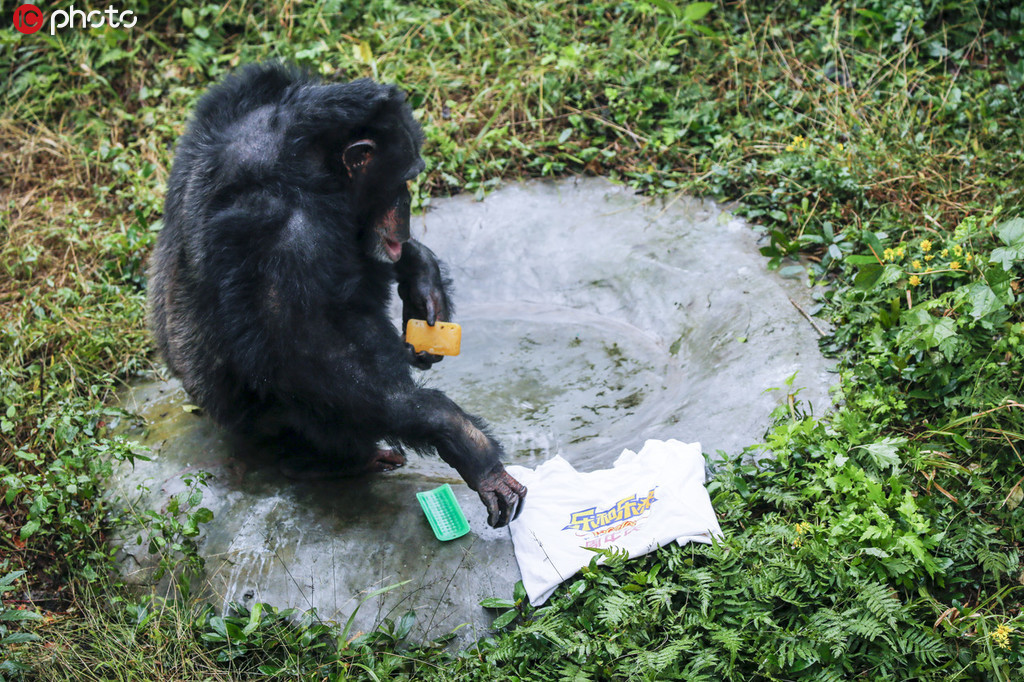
xmin=396 ymin=240 xmax=452 ymax=370
xmin=401 ymin=276 xmax=448 ymax=368
xmin=477 ymin=467 xmax=527 ymax=528
xmin=405 ymin=343 xmax=444 ymax=370
xmin=401 ymin=273 xmax=447 ymax=369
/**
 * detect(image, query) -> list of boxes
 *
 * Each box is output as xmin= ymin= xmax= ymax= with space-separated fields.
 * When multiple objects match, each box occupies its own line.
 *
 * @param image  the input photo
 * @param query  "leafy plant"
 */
xmin=0 ymin=571 xmax=41 ymax=680
xmin=127 ymin=471 xmax=214 ymax=582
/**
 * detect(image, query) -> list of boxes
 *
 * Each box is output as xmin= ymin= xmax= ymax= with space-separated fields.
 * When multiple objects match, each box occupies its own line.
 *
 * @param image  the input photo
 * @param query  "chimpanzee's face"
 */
xmin=372 ymin=181 xmax=413 ymax=263
xmin=342 ymin=120 xmax=425 ymax=263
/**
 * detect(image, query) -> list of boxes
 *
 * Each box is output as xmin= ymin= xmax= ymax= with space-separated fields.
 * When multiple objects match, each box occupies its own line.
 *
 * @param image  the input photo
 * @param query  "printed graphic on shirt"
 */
xmin=562 ymin=489 xmax=658 ymax=548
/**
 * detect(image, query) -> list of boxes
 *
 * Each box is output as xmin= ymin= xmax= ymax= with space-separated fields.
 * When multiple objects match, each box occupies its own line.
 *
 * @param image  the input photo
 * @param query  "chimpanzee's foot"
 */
xmin=367 ymin=447 xmax=407 ymax=472
xmin=279 ymin=448 xmax=405 ymax=479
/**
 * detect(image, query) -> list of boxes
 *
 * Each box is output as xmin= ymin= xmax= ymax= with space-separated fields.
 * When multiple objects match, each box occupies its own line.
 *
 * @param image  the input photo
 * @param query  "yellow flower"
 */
xmin=950 ymin=261 xmax=961 ymax=270
xmin=925 ymin=255 xmax=934 ymax=261
xmin=883 ymin=248 xmax=895 ymax=261
xmin=921 ymin=239 xmax=932 ymax=252
xmin=913 ymin=260 xmax=922 ymax=268
xmin=895 ymin=247 xmax=905 ymax=257
xmin=941 ymin=248 xmax=949 ymax=257
xmin=966 ymin=253 xmax=973 ymax=262
xmin=993 ymin=623 xmax=1014 ymax=650
xmin=954 ymin=244 xmax=963 ymax=256
xmin=909 ymin=275 xmax=921 ymax=286
xmin=786 ymin=135 xmax=809 ymax=152
xmin=837 ymin=142 xmax=844 ymax=151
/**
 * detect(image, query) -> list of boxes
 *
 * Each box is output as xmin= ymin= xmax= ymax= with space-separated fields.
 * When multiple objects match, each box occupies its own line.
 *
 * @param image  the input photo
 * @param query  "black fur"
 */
xmin=149 ymin=63 xmax=525 ymax=527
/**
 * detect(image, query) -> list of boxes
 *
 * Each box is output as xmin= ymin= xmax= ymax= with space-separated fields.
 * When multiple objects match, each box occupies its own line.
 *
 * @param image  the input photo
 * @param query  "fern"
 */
xmin=596 ymin=591 xmax=634 ymax=627
xmin=709 ymin=627 xmax=744 ymax=665
xmin=776 ymin=634 xmax=821 ymax=670
xmin=847 ymin=611 xmax=887 ymax=641
xmin=643 ymin=584 xmax=677 ymax=614
xmin=762 ymin=485 xmax=804 ymax=510
xmin=806 ymin=608 xmax=850 ymax=659
xmin=857 ymin=582 xmax=901 ymax=628
xmin=938 ymin=525 xmax=986 ymax=563
xmin=557 ymin=661 xmax=593 ymax=682
xmin=808 ymin=666 xmax=845 ymax=682
xmin=633 ymin=638 xmax=690 ymax=674
xmin=682 ymin=568 xmax=716 ymax=617
xmin=681 ymin=648 xmax=720 ymax=677
xmin=895 ymin=626 xmax=950 ymax=666
xmin=978 ymin=547 xmax=1019 ymax=578
xmin=751 ymin=567 xmax=802 ymax=604
xmin=780 ymin=557 xmax=822 ymax=598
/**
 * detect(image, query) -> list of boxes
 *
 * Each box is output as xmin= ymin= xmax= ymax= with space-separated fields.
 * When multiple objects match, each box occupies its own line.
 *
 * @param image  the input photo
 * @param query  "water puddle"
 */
xmin=113 ymin=177 xmax=834 ymax=643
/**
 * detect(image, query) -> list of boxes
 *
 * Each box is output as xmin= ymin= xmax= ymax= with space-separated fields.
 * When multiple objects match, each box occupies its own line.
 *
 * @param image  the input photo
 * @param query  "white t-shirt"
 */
xmin=507 ymin=439 xmax=723 ymax=605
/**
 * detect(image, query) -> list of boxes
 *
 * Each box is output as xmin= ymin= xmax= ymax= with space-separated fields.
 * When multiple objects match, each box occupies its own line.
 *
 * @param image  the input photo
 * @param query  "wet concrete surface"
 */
xmin=113 ymin=177 xmax=835 ymax=642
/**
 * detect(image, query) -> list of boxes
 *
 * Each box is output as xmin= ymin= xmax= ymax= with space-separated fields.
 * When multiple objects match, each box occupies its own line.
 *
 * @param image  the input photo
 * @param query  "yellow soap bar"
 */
xmin=406 ymin=320 xmax=462 ymax=356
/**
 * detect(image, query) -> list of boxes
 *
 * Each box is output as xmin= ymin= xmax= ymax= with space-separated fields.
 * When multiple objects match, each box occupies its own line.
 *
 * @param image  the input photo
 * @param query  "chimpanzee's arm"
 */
xmin=274 ymin=313 xmax=526 ymax=527
xmin=394 ymin=239 xmax=453 ymax=369
xmin=385 ymin=387 xmax=527 ymax=527
xmin=391 ymin=244 xmax=525 ymax=522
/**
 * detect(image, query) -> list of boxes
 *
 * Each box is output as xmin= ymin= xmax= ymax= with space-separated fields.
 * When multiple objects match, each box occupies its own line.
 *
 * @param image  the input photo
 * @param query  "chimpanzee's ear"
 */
xmin=343 ymin=139 xmax=376 ymax=176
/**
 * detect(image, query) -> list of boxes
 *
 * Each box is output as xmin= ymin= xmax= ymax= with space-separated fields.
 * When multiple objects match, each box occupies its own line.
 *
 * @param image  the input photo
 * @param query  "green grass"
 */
xmin=2 ymin=0 xmax=1023 ymax=679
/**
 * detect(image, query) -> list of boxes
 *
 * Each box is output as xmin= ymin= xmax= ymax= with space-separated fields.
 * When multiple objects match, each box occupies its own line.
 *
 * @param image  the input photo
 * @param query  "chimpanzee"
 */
xmin=148 ymin=62 xmax=526 ymax=527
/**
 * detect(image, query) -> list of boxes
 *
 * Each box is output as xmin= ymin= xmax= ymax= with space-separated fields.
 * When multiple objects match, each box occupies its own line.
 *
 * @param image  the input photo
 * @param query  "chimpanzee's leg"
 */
xmin=275 ymin=428 xmax=406 ymax=479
